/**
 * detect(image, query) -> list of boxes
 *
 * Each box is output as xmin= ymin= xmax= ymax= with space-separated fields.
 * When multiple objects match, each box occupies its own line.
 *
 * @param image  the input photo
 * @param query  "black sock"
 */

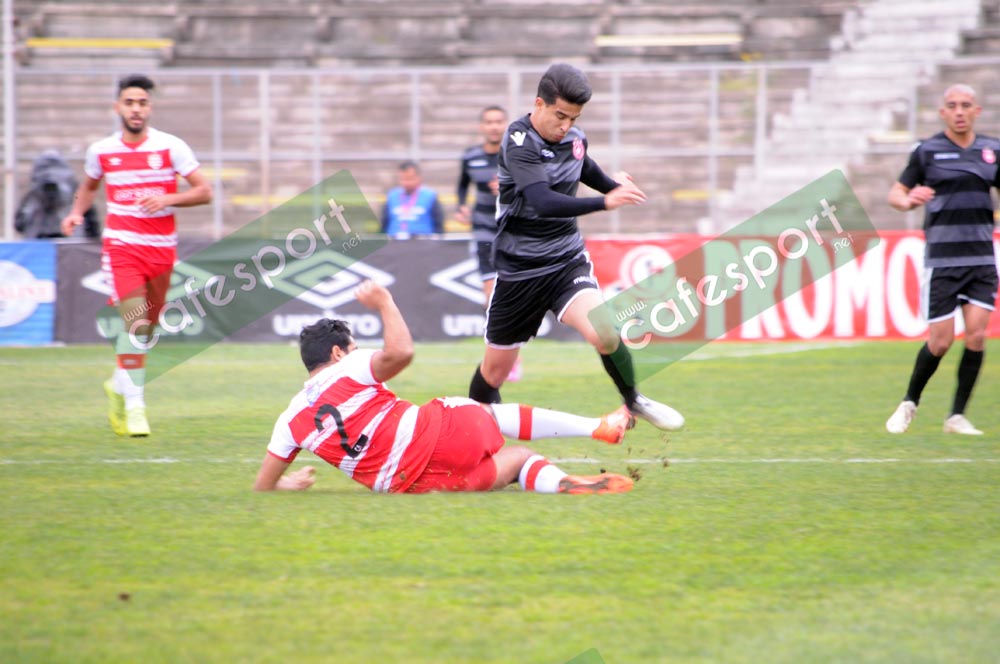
xmin=469 ymin=365 xmax=502 ymax=404
xmin=951 ymin=348 xmax=984 ymax=416
xmin=600 ymin=343 xmax=639 ymax=408
xmin=904 ymin=342 xmax=943 ymax=406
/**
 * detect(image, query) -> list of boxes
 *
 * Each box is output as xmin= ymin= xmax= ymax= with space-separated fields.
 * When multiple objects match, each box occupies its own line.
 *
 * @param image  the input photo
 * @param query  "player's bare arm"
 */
xmin=354 ymin=280 xmax=414 ymax=382
xmin=253 ymin=454 xmax=316 ymax=492
xmin=61 ymin=177 xmax=101 ymax=236
xmin=138 ymin=168 xmax=212 ymax=215
xmin=888 ymin=182 xmax=935 ymax=212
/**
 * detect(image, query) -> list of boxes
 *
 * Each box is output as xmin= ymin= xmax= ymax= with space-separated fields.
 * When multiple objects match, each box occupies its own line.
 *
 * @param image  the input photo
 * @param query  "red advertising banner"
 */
xmin=585 ymin=230 xmax=1000 ymax=342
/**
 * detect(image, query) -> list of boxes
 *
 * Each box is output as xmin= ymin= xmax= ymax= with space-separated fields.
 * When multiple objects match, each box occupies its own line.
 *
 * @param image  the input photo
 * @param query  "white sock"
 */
xmin=114 ymin=331 xmax=147 ymax=409
xmin=518 ymin=454 xmax=567 ymax=494
xmin=114 ymin=367 xmax=145 ymax=409
xmin=492 ymin=404 xmax=600 ymax=440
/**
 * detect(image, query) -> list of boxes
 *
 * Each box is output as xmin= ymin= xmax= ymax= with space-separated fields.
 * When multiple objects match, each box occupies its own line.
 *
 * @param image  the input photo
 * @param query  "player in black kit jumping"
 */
xmin=467 ymin=63 xmax=684 ymax=432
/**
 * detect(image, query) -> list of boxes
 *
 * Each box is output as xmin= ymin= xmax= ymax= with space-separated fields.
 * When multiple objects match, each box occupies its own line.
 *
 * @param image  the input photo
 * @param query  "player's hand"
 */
xmin=907 ymin=185 xmax=935 ymax=209
xmin=488 ymin=176 xmax=499 ymax=196
xmin=611 ymin=171 xmax=635 ymax=186
xmin=137 ymin=195 xmax=172 ymax=215
xmin=604 ymin=182 xmax=647 ymax=210
xmin=61 ymin=213 xmax=84 ymax=237
xmin=280 ymin=466 xmax=316 ymax=491
xmin=455 ymin=205 xmax=471 ymax=225
xmin=354 ymin=280 xmax=394 ymax=310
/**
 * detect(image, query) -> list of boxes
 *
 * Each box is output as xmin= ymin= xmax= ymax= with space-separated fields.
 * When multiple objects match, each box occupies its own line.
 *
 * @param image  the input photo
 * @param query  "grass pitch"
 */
xmin=1 ymin=339 xmax=998 ymax=663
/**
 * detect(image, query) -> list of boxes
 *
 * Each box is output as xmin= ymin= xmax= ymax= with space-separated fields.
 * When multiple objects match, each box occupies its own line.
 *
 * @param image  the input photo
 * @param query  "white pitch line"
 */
xmin=2 ymin=457 xmax=998 ymax=466
xmin=554 ymin=457 xmax=1000 ymax=465
xmin=683 ymin=341 xmax=864 ymax=361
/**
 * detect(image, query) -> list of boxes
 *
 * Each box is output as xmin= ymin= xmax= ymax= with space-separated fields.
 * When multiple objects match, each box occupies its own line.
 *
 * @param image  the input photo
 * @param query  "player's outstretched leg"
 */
xmin=518 ymin=453 xmax=633 ymax=494
xmin=490 ymin=447 xmax=633 ymax=494
xmin=490 ymin=403 xmax=635 ymax=445
xmin=600 ymin=342 xmax=684 ymax=431
xmin=561 ymin=291 xmax=684 ymax=431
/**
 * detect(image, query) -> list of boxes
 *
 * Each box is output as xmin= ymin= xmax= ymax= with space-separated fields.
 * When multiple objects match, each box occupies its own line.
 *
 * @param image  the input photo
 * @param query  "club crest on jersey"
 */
xmin=147 ymin=153 xmax=163 ymax=170
xmin=572 ymin=137 xmax=585 ymax=160
xmin=983 ymin=147 xmax=996 ymax=165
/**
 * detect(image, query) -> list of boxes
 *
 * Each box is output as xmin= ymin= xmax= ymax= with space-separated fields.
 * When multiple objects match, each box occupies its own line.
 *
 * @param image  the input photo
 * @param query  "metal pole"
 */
xmin=508 ymin=69 xmax=520 ymax=119
xmin=3 ymin=0 xmax=15 ymax=240
xmin=610 ymin=69 xmax=621 ymax=234
xmin=708 ymin=68 xmax=720 ymax=228
xmin=409 ymin=72 xmax=420 ymax=162
xmin=211 ymin=72 xmax=223 ymax=240
xmin=907 ymin=82 xmax=919 ymax=230
xmin=311 ymin=71 xmax=323 ymax=222
xmin=311 ymin=70 xmax=321 ymax=186
xmin=259 ymin=70 xmax=271 ymax=228
xmin=754 ymin=65 xmax=768 ymax=175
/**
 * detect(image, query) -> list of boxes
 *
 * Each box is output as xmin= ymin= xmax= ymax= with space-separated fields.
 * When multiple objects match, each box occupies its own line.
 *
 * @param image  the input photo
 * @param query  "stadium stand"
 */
xmin=716 ymin=0 xmax=988 ymax=232
xmin=16 ymin=2 xmax=175 ymax=69
xmin=4 ymin=0 xmax=998 ymax=238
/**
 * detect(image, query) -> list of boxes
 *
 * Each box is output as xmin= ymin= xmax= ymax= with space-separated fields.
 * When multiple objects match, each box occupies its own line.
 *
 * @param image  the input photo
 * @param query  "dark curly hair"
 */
xmin=299 ymin=318 xmax=354 ymax=372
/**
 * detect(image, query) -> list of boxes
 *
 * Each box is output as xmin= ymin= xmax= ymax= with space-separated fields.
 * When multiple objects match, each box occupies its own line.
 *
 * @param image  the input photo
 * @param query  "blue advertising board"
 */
xmin=0 ymin=242 xmax=56 ymax=345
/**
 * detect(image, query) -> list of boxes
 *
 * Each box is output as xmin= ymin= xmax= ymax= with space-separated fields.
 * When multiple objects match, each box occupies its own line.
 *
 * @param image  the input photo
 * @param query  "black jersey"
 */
xmin=457 ymin=145 xmax=500 ymax=242
xmin=899 ymin=131 xmax=1000 ymax=268
xmin=494 ymin=114 xmax=592 ymax=280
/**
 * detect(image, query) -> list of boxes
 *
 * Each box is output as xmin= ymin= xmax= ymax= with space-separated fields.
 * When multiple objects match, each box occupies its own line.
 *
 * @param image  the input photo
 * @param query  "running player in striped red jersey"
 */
xmin=254 ymin=281 xmax=635 ymax=495
xmin=62 ymin=74 xmax=212 ymax=437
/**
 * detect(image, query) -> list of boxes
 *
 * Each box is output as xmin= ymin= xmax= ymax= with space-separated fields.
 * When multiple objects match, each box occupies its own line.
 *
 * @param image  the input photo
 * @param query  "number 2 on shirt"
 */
xmin=314 ymin=403 xmax=369 ymax=458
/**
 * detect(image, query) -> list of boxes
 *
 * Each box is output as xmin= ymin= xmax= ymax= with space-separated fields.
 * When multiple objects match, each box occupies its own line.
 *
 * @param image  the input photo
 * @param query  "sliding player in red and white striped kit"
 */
xmin=62 ymin=74 xmax=212 ymax=437
xmin=254 ymin=281 xmax=635 ymax=495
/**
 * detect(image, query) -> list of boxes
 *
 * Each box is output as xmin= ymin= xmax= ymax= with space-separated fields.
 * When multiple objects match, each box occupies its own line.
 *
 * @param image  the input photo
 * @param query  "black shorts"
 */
xmin=485 ymin=254 xmax=600 ymax=347
xmin=472 ymin=240 xmax=497 ymax=282
xmin=924 ymin=265 xmax=998 ymax=322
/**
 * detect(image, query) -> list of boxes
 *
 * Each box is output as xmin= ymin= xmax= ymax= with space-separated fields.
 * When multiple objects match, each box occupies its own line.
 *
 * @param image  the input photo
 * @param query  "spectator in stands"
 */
xmin=885 ymin=84 xmax=1000 ymax=436
xmin=16 ymin=150 xmax=99 ymax=239
xmin=380 ymin=161 xmax=443 ymax=239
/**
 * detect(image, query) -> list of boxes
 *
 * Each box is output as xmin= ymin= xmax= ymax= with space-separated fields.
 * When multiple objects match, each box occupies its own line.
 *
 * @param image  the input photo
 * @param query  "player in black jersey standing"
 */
xmin=457 ymin=106 xmax=524 ymax=381
xmin=467 ymin=63 xmax=684 ymax=431
xmin=457 ymin=105 xmax=507 ymax=301
xmin=886 ymin=84 xmax=1000 ymax=435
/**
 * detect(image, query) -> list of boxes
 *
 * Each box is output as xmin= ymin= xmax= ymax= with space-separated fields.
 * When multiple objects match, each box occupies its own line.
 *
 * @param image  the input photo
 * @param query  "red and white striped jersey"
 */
xmin=84 ymin=127 xmax=200 ymax=253
xmin=267 ymin=349 xmax=438 ymax=493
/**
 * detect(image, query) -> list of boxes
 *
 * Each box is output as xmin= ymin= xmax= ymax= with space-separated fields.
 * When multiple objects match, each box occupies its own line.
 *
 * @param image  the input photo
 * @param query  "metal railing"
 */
xmin=3 ymin=57 xmax=999 ymax=240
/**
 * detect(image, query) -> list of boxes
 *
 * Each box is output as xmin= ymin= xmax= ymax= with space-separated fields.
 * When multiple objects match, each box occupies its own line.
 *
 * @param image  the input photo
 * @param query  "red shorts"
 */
xmin=406 ymin=398 xmax=505 ymax=493
xmin=102 ymin=243 xmax=175 ymax=325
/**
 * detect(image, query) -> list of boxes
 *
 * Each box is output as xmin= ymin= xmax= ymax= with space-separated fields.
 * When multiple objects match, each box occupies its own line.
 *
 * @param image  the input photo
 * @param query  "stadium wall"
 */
xmin=38 ymin=231 xmax=1000 ymax=349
